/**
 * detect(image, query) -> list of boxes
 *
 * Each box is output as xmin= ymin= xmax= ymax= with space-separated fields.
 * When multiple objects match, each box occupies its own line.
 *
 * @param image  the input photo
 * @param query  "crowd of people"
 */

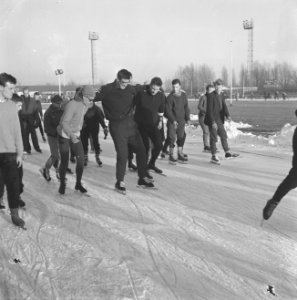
xmin=0 ymin=70 xmax=292 ymax=228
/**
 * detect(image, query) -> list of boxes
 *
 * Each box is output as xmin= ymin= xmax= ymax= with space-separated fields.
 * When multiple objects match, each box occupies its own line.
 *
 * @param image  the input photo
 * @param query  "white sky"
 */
xmin=1 ymin=0 xmax=297 ymax=85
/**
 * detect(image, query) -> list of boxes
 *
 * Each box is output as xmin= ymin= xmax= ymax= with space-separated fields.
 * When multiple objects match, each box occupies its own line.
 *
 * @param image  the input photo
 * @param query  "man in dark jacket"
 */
xmin=94 ymin=69 xmax=154 ymax=193
xmin=165 ymin=79 xmax=190 ymax=164
xmin=81 ymin=101 xmax=108 ymax=167
xmin=134 ymin=77 xmax=165 ymax=174
xmin=263 ymin=109 xmax=297 ymax=220
xmin=34 ymin=92 xmax=46 ymax=142
xmin=19 ymin=87 xmax=42 ymax=153
xmin=40 ymin=95 xmax=64 ymax=181
xmin=204 ymin=79 xmax=238 ymax=165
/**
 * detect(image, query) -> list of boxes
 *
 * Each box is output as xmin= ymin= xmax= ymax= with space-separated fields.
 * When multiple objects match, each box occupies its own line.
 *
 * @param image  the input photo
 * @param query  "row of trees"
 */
xmin=166 ymin=62 xmax=297 ymax=97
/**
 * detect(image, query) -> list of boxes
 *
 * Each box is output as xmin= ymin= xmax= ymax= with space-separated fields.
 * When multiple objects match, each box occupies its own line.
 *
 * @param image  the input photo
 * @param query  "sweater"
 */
xmin=0 ymin=100 xmax=23 ymax=156
xmin=58 ymin=95 xmax=89 ymax=139
xmin=83 ymin=104 xmax=106 ymax=130
xmin=134 ymin=85 xmax=165 ymax=126
xmin=165 ymin=91 xmax=190 ymax=123
xmin=94 ymin=80 xmax=139 ymax=122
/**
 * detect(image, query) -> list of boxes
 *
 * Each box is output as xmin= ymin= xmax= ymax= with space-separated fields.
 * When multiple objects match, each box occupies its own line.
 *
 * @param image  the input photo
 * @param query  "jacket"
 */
xmin=165 ymin=91 xmax=190 ymax=123
xmin=19 ymin=96 xmax=39 ymax=124
xmin=204 ymin=91 xmax=230 ymax=126
xmin=198 ymin=94 xmax=207 ymax=116
xmin=83 ymin=104 xmax=106 ymax=130
xmin=134 ymin=85 xmax=165 ymax=126
xmin=44 ymin=104 xmax=64 ymax=137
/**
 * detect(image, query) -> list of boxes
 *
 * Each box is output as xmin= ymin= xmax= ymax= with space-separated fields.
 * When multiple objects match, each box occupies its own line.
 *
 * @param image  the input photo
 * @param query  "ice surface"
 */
xmin=0 ymin=128 xmax=296 ymax=299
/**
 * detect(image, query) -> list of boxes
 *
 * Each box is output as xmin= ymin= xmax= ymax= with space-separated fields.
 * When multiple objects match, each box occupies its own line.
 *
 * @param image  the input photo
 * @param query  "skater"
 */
xmin=165 ymin=79 xmax=190 ymax=164
xmin=263 ymin=109 xmax=297 ymax=220
xmin=80 ymin=100 xmax=108 ymax=167
xmin=0 ymin=73 xmax=25 ymax=227
xmin=94 ymin=69 xmax=154 ymax=194
xmin=34 ymin=92 xmax=46 ymax=142
xmin=204 ymin=79 xmax=239 ymax=165
xmin=198 ymin=84 xmax=214 ymax=152
xmin=57 ymin=85 xmax=93 ymax=194
xmin=19 ymin=87 xmax=42 ymax=154
xmin=134 ymin=77 xmax=165 ymax=174
xmin=40 ymin=95 xmax=64 ymax=181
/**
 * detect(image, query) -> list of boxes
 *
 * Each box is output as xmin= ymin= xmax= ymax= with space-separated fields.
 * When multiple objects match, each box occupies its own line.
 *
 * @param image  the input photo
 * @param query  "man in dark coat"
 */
xmin=80 ymin=101 xmax=108 ymax=167
xmin=204 ymin=79 xmax=238 ymax=165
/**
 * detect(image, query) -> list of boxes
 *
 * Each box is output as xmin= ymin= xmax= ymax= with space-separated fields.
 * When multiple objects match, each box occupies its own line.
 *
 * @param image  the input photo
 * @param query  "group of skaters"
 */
xmin=0 ymin=70 xmax=295 ymax=228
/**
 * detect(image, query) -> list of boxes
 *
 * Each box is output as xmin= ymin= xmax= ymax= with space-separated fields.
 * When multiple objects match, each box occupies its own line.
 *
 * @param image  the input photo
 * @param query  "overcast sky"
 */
xmin=1 ymin=0 xmax=296 ymax=85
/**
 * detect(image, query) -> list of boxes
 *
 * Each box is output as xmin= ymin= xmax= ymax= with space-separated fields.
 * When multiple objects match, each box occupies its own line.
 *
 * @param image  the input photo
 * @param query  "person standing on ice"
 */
xmin=57 ymin=86 xmax=94 ymax=195
xmin=134 ymin=77 xmax=165 ymax=174
xmin=263 ymin=109 xmax=297 ymax=220
xmin=204 ymin=79 xmax=239 ymax=165
xmin=80 ymin=100 xmax=108 ymax=167
xmin=40 ymin=95 xmax=64 ymax=182
xmin=165 ymin=79 xmax=190 ymax=164
xmin=34 ymin=92 xmax=47 ymax=142
xmin=0 ymin=73 xmax=25 ymax=227
xmin=93 ymin=69 xmax=155 ymax=194
xmin=198 ymin=84 xmax=214 ymax=152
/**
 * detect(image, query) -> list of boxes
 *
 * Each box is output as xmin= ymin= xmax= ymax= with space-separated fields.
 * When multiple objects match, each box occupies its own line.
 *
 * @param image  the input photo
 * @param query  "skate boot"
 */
xmin=42 ymin=135 xmax=47 ymax=142
xmin=70 ymin=155 xmax=75 ymax=163
xmin=128 ymin=160 xmax=137 ymax=171
xmin=10 ymin=208 xmax=25 ymax=227
xmin=40 ymin=167 xmax=51 ymax=182
xmin=263 ymin=199 xmax=278 ymax=220
xmin=210 ymin=155 xmax=220 ymax=165
xmin=115 ymin=181 xmax=126 ymax=194
xmin=203 ymin=146 xmax=211 ymax=153
xmin=75 ymin=182 xmax=88 ymax=193
xmin=225 ymin=152 xmax=240 ymax=159
xmin=95 ymin=154 xmax=103 ymax=167
xmin=160 ymin=152 xmax=166 ymax=159
xmin=55 ymin=168 xmax=61 ymax=180
xmin=148 ymin=163 xmax=163 ymax=174
xmin=137 ymin=177 xmax=155 ymax=188
xmin=84 ymin=154 xmax=88 ymax=166
xmin=58 ymin=180 xmax=66 ymax=195
xmin=168 ymin=147 xmax=177 ymax=165
xmin=177 ymin=153 xmax=188 ymax=164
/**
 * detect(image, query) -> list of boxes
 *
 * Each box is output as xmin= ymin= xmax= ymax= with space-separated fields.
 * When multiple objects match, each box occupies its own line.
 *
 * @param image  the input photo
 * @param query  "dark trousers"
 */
xmin=0 ymin=153 xmax=20 ymax=209
xmin=109 ymin=118 xmax=147 ymax=182
xmin=38 ymin=118 xmax=45 ymax=137
xmin=45 ymin=135 xmax=60 ymax=170
xmin=58 ymin=136 xmax=84 ymax=184
xmin=81 ymin=126 xmax=100 ymax=155
xmin=167 ymin=121 xmax=186 ymax=148
xmin=199 ymin=114 xmax=210 ymax=148
xmin=138 ymin=123 xmax=163 ymax=166
xmin=272 ymin=167 xmax=297 ymax=204
xmin=22 ymin=120 xmax=40 ymax=152
xmin=208 ymin=121 xmax=229 ymax=155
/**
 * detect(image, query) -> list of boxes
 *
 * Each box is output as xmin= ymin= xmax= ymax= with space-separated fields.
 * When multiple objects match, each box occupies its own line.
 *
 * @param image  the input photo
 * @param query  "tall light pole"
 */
xmin=243 ymin=19 xmax=254 ymax=88
xmin=88 ymin=31 xmax=99 ymax=86
xmin=230 ymin=40 xmax=233 ymax=106
xmin=55 ymin=69 xmax=63 ymax=95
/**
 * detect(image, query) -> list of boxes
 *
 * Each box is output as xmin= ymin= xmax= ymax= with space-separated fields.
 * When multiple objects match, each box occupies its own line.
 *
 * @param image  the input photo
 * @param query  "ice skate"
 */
xmin=115 ymin=181 xmax=126 ymax=195
xmin=210 ymin=155 xmax=220 ymax=165
xmin=10 ymin=208 xmax=25 ymax=228
xmin=263 ymin=199 xmax=278 ymax=220
xmin=225 ymin=152 xmax=240 ymax=159
xmin=75 ymin=182 xmax=88 ymax=194
xmin=148 ymin=163 xmax=163 ymax=174
xmin=95 ymin=154 xmax=103 ymax=167
xmin=39 ymin=167 xmax=51 ymax=182
xmin=137 ymin=177 xmax=156 ymax=189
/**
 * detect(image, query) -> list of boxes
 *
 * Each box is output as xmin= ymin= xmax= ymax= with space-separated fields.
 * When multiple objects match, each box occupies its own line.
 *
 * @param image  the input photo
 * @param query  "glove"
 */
xmin=103 ymin=127 xmax=109 ymax=139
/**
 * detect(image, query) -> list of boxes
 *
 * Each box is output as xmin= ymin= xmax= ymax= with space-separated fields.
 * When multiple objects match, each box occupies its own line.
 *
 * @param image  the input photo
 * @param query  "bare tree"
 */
xmin=221 ymin=66 xmax=228 ymax=86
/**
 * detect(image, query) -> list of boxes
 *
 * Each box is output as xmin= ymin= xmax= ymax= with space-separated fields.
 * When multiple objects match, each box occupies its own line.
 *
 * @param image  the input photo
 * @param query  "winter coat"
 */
xmin=44 ymin=104 xmax=64 ymax=137
xmin=134 ymin=85 xmax=165 ymax=126
xmin=83 ymin=104 xmax=106 ymax=130
xmin=204 ymin=91 xmax=230 ymax=126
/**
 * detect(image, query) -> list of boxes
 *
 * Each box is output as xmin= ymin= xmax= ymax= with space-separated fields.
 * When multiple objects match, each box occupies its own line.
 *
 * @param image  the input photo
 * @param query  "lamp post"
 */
xmin=55 ymin=69 xmax=63 ymax=96
xmin=230 ymin=40 xmax=233 ymax=106
xmin=88 ymin=32 xmax=99 ymax=86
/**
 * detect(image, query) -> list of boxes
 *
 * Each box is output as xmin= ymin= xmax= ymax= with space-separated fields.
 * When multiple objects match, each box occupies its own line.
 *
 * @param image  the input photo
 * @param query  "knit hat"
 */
xmin=82 ymin=85 xmax=95 ymax=99
xmin=51 ymin=95 xmax=63 ymax=104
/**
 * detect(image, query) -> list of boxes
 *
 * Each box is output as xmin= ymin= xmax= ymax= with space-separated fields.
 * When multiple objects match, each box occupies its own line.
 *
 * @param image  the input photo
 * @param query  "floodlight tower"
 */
xmin=243 ymin=19 xmax=254 ymax=87
xmin=88 ymin=31 xmax=99 ymax=86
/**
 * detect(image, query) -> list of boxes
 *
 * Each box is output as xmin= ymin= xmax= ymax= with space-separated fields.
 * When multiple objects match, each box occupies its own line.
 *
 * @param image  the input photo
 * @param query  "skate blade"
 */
xmin=210 ymin=160 xmax=221 ymax=165
xmin=137 ymin=185 xmax=158 ymax=190
xmin=114 ymin=188 xmax=126 ymax=195
xmin=168 ymin=161 xmax=177 ymax=165
xmin=178 ymin=160 xmax=188 ymax=164
xmin=74 ymin=190 xmax=91 ymax=197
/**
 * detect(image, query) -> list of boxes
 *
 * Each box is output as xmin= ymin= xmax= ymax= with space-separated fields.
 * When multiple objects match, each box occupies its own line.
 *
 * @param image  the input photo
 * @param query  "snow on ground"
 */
xmin=0 ymin=127 xmax=297 ymax=300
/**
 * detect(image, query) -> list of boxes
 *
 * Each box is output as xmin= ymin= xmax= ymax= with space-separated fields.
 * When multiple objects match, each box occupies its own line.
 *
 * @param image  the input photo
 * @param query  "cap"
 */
xmin=82 ymin=85 xmax=95 ymax=99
